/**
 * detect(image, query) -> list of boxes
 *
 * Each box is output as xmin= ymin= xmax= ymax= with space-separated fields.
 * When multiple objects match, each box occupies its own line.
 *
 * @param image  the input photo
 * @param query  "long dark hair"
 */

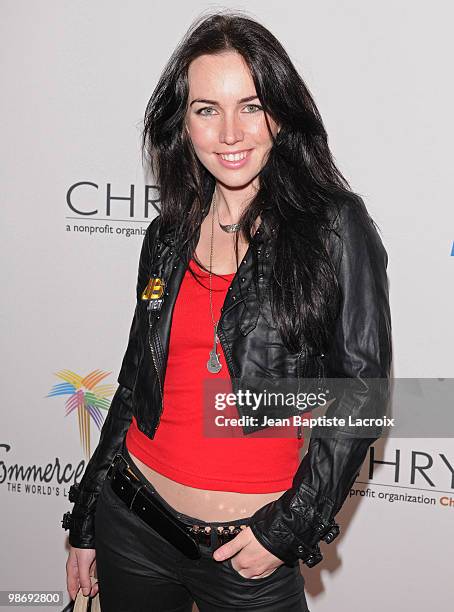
xmin=141 ymin=9 xmax=375 ymax=355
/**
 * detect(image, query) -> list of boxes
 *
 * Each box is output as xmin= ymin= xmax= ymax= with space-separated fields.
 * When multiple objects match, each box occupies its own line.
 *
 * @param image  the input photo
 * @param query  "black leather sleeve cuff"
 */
xmin=249 ymin=487 xmax=340 ymax=567
xmin=61 ymin=511 xmax=73 ymax=531
xmin=61 ymin=487 xmax=99 ymax=549
xmin=66 ymin=511 xmax=96 ymax=549
xmin=68 ymin=483 xmax=80 ymax=503
xmin=250 ymin=516 xmax=340 ymax=567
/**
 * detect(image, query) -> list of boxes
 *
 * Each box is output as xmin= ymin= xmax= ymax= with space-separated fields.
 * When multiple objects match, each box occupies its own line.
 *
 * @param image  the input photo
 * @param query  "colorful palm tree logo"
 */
xmin=47 ymin=369 xmax=115 ymax=459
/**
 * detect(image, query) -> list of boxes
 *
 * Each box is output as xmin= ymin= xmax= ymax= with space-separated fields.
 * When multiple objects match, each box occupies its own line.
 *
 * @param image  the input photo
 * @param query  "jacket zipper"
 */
xmin=216 ymin=320 xmax=238 ymax=379
xmin=149 ymin=341 xmax=163 ymax=432
xmin=295 ymin=349 xmax=325 ymax=439
xmin=147 ymin=316 xmax=164 ymax=434
xmin=296 ymin=347 xmax=307 ymax=439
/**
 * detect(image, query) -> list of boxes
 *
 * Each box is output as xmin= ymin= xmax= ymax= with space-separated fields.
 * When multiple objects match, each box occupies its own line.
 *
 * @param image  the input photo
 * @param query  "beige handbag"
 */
xmin=73 ymin=576 xmax=101 ymax=612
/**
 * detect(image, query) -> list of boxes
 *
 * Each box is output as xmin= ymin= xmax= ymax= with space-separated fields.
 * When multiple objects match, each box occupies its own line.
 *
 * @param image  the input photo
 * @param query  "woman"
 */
xmin=63 ymin=10 xmax=392 ymax=611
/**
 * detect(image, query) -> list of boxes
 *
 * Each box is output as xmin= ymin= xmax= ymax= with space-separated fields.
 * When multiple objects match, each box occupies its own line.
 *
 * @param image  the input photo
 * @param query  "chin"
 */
xmin=215 ymin=177 xmax=257 ymax=191
xmin=211 ymin=169 xmax=260 ymax=188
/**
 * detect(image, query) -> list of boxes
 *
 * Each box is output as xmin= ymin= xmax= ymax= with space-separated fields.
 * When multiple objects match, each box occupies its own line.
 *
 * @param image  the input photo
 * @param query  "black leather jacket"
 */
xmin=63 ymin=195 xmax=392 ymax=567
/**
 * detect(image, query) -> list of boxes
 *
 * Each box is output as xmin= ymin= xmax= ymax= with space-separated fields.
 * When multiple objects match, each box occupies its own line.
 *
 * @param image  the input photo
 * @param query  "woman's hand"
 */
xmin=212 ymin=526 xmax=284 ymax=579
xmin=66 ymin=546 xmax=98 ymax=600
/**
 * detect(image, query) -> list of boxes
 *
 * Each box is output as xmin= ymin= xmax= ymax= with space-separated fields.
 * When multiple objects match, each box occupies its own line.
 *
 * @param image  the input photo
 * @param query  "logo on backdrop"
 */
xmin=0 ymin=370 xmax=116 ymax=500
xmin=350 ymin=446 xmax=454 ymax=511
xmin=65 ymin=181 xmax=161 ymax=235
xmin=46 ymin=368 xmax=115 ymax=459
xmin=0 ymin=443 xmax=85 ymax=499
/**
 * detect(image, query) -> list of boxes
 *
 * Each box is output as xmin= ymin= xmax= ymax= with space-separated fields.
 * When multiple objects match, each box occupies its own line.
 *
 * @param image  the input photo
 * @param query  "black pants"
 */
xmin=94 ymin=440 xmax=310 ymax=611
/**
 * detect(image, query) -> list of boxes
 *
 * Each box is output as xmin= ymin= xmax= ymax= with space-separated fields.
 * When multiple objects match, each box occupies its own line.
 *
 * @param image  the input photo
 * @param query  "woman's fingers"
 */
xmin=90 ymin=559 xmax=99 ymax=596
xmin=65 ymin=549 xmax=80 ymax=601
xmin=65 ymin=547 xmax=97 ymax=600
xmin=90 ymin=580 xmax=99 ymax=597
xmin=76 ymin=549 xmax=96 ymax=596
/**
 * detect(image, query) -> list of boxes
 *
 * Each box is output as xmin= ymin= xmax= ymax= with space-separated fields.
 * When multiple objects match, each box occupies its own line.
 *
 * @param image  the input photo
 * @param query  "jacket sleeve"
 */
xmin=249 ymin=197 xmax=392 ymax=566
xmin=63 ymin=216 xmax=160 ymax=549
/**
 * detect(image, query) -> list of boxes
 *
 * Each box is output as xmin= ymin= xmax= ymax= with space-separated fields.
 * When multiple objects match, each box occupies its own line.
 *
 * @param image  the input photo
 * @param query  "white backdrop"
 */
xmin=1 ymin=1 xmax=453 ymax=610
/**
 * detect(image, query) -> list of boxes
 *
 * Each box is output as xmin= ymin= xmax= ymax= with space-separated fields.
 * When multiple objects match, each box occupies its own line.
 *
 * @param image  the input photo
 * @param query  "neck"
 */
xmin=213 ymin=180 xmax=258 ymax=224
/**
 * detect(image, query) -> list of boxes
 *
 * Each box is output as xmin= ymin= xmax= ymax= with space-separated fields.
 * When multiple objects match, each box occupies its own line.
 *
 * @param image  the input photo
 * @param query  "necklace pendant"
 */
xmin=207 ymin=324 xmax=222 ymax=373
xmin=207 ymin=350 xmax=222 ymax=373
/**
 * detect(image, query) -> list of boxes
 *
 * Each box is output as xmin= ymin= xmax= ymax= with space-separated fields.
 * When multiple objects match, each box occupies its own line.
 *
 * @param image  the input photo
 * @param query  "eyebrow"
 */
xmin=189 ymin=95 xmax=259 ymax=107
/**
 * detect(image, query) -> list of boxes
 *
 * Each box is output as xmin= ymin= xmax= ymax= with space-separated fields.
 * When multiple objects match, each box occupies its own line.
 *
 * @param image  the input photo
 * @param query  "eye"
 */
xmin=243 ymin=104 xmax=263 ymax=113
xmin=195 ymin=107 xmax=217 ymax=116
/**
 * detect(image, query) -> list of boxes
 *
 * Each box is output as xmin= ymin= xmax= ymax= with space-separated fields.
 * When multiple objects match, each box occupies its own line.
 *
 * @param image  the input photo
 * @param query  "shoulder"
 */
xmin=328 ymin=193 xmax=375 ymax=234
xmin=142 ymin=213 xmax=163 ymax=250
xmin=325 ymin=193 xmax=388 ymax=270
xmin=145 ymin=213 xmax=162 ymax=238
xmin=136 ymin=214 xmax=162 ymax=266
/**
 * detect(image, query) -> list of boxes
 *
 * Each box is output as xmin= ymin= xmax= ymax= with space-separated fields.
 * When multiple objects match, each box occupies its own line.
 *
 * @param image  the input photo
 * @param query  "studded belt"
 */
xmin=106 ymin=453 xmax=249 ymax=558
xmin=186 ymin=523 xmax=248 ymax=548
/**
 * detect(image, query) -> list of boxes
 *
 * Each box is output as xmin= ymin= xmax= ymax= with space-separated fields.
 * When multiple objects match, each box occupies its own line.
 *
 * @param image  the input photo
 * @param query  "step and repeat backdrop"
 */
xmin=1 ymin=2 xmax=453 ymax=610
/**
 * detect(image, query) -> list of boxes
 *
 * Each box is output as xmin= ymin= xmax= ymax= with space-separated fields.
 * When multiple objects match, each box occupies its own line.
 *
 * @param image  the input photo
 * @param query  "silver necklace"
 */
xmin=216 ymin=201 xmax=241 ymax=233
xmin=206 ymin=190 xmax=223 ymax=373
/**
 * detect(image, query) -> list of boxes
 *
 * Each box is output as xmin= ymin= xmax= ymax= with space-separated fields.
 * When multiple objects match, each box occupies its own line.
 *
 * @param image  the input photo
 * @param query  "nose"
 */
xmin=219 ymin=112 xmax=244 ymax=145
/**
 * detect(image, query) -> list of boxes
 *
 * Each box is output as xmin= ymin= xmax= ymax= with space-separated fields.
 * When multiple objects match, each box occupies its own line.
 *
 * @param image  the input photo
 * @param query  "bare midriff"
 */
xmin=128 ymin=451 xmax=287 ymax=521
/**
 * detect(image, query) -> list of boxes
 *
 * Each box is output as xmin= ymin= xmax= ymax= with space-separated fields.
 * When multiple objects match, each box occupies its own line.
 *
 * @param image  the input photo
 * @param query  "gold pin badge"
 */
xmin=141 ymin=277 xmax=165 ymax=300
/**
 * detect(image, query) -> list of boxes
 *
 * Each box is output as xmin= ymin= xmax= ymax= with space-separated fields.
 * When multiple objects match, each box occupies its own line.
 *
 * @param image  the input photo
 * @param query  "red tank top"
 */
xmin=126 ymin=258 xmax=304 ymax=493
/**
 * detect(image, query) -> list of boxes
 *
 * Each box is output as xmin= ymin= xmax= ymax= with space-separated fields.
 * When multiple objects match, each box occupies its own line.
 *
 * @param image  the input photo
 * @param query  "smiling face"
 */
xmin=184 ymin=51 xmax=280 ymax=190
